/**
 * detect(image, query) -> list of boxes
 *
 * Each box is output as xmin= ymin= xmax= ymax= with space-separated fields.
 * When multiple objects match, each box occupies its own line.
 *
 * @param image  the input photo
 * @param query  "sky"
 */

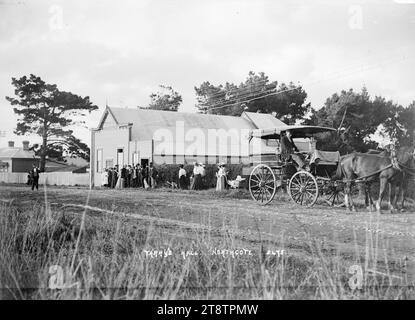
xmin=0 ymin=0 xmax=414 ymax=148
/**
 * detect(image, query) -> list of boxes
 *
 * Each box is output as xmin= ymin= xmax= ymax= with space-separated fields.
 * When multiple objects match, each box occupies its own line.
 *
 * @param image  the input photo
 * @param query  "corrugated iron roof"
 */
xmin=242 ymin=112 xmax=287 ymax=129
xmin=106 ymin=107 xmax=256 ymax=140
xmin=0 ymin=147 xmax=37 ymax=159
xmin=101 ymin=107 xmax=286 ymax=140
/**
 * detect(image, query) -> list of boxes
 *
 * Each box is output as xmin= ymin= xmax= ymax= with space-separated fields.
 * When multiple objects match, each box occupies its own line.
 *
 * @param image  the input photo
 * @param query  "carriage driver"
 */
xmin=280 ymin=130 xmax=307 ymax=171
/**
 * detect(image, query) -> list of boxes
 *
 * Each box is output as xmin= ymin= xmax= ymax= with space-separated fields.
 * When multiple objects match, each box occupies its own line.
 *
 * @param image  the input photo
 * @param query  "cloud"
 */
xmin=0 ymin=0 xmax=414 ymax=147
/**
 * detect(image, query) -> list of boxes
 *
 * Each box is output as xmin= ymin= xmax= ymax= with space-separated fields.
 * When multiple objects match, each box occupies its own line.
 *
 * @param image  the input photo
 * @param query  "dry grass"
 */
xmin=0 ymin=190 xmax=413 ymax=300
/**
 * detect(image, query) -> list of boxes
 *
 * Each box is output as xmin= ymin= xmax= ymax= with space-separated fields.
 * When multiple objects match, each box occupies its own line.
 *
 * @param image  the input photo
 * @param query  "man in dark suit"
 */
xmin=121 ymin=165 xmax=127 ymax=188
xmin=30 ymin=164 xmax=40 ymax=190
xmin=107 ymin=168 xmax=113 ymax=188
xmin=280 ymin=130 xmax=306 ymax=170
xmin=112 ymin=167 xmax=118 ymax=188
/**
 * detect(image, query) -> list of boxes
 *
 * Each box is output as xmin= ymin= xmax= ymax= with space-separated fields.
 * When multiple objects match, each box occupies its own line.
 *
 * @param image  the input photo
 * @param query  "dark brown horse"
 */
xmin=367 ymin=146 xmax=415 ymax=212
xmin=365 ymin=148 xmax=390 ymax=211
xmin=333 ymin=145 xmax=414 ymax=213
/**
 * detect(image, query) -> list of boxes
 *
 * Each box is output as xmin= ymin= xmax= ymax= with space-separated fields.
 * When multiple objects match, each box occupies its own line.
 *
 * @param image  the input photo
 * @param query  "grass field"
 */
xmin=0 ymin=184 xmax=414 ymax=299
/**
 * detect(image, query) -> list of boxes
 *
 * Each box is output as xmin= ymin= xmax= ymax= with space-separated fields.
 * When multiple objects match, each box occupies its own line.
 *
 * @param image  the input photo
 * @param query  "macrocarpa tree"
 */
xmin=147 ymin=85 xmax=183 ymax=112
xmin=194 ymin=71 xmax=310 ymax=124
xmin=6 ymin=74 xmax=98 ymax=171
xmin=307 ymin=87 xmax=414 ymax=153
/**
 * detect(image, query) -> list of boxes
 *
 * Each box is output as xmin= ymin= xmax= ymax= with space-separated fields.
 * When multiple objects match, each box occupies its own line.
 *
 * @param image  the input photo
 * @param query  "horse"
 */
xmin=391 ymin=146 xmax=415 ymax=211
xmin=364 ymin=148 xmax=391 ymax=211
xmin=333 ymin=145 xmax=414 ymax=213
xmin=366 ymin=146 xmax=415 ymax=212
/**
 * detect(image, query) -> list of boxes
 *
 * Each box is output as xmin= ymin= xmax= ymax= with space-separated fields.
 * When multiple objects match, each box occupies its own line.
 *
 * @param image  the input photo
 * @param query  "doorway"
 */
xmin=141 ymin=158 xmax=149 ymax=167
xmin=117 ymin=148 xmax=124 ymax=166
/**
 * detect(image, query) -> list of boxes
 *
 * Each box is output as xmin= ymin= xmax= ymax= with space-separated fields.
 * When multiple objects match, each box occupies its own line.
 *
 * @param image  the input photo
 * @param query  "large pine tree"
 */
xmin=6 ymin=74 xmax=98 ymax=170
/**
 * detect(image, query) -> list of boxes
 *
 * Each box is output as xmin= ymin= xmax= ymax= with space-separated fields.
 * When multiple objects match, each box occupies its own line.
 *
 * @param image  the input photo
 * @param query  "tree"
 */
xmin=30 ymin=135 xmax=91 ymax=163
xmin=147 ymin=85 xmax=182 ymax=112
xmin=6 ymin=74 xmax=98 ymax=170
xmin=194 ymin=71 xmax=310 ymax=124
xmin=381 ymin=101 xmax=415 ymax=147
xmin=307 ymin=88 xmax=395 ymax=154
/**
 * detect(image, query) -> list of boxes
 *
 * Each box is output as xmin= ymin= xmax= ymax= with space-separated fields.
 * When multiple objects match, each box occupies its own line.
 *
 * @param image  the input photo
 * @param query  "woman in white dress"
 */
xmin=115 ymin=166 xmax=122 ymax=189
xmin=101 ymin=169 xmax=109 ymax=187
xmin=216 ymin=163 xmax=226 ymax=191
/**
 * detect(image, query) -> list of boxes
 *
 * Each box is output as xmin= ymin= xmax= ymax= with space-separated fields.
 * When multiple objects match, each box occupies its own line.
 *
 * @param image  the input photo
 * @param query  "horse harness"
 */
xmin=342 ymin=152 xmax=403 ymax=184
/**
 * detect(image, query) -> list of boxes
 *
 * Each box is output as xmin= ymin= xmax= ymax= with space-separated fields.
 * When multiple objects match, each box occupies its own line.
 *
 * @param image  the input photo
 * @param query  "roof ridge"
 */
xmin=108 ymin=106 xmax=248 ymax=119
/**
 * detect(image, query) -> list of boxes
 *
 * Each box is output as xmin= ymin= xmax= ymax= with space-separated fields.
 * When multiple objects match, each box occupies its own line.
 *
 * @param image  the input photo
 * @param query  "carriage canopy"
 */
xmin=249 ymin=125 xmax=336 ymax=140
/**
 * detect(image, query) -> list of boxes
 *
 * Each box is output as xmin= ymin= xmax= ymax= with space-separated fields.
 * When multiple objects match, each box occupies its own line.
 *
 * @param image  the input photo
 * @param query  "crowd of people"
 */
xmin=101 ymin=162 xmax=158 ymax=189
xmin=26 ymin=161 xmax=236 ymax=192
xmin=100 ymin=161 xmax=232 ymax=191
xmin=177 ymin=162 xmax=228 ymax=191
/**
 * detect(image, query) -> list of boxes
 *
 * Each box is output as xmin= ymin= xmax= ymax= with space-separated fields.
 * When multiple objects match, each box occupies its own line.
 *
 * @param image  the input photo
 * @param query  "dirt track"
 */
xmin=1 ymin=184 xmax=415 ymax=281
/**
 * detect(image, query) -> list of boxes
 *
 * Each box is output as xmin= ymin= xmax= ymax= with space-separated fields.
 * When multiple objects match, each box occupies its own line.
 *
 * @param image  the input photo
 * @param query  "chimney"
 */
xmin=22 ymin=141 xmax=29 ymax=151
xmin=8 ymin=141 xmax=14 ymax=148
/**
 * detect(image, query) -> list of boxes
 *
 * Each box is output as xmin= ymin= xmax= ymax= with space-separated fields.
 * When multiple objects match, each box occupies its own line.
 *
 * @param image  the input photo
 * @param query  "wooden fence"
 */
xmin=0 ymin=172 xmax=89 ymax=186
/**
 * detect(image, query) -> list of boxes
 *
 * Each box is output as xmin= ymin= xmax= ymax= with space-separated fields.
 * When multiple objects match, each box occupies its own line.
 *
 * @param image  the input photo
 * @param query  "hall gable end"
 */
xmin=98 ymin=108 xmax=119 ymax=130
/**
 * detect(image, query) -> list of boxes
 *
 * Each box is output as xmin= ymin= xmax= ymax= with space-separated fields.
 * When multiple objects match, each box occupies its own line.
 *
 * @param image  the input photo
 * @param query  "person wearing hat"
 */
xmin=29 ymin=163 xmax=41 ymax=191
xmin=216 ymin=163 xmax=227 ymax=191
xmin=178 ymin=164 xmax=187 ymax=189
xmin=191 ymin=162 xmax=202 ymax=190
xmin=149 ymin=162 xmax=158 ymax=188
xmin=199 ymin=163 xmax=206 ymax=189
xmin=281 ymin=129 xmax=307 ymax=170
xmin=190 ymin=162 xmax=196 ymax=189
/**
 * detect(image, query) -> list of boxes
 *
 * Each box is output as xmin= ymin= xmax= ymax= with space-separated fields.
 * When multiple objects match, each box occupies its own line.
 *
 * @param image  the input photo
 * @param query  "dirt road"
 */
xmin=1 ymin=185 xmax=415 ymax=281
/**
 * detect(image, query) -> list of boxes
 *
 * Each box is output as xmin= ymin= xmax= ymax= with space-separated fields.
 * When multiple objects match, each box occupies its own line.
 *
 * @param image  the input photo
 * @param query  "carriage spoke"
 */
xmin=291 ymin=189 xmax=301 ymax=196
xmin=306 ymin=191 xmax=315 ymax=200
xmin=264 ymin=181 xmax=275 ymax=189
xmin=332 ymin=193 xmax=339 ymax=206
xmin=325 ymin=192 xmax=334 ymax=203
xmin=304 ymin=193 xmax=311 ymax=205
xmin=294 ymin=192 xmax=302 ymax=203
xmin=252 ymin=188 xmax=261 ymax=200
xmin=264 ymin=188 xmax=271 ymax=201
xmin=251 ymin=178 xmax=260 ymax=184
xmin=258 ymin=188 xmax=263 ymax=202
xmin=265 ymin=184 xmax=275 ymax=191
xmin=300 ymin=193 xmax=305 ymax=205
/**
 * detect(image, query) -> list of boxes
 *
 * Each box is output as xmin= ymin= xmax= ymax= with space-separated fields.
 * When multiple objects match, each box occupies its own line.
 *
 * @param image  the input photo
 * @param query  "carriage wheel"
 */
xmin=288 ymin=171 xmax=319 ymax=207
xmin=249 ymin=164 xmax=277 ymax=206
xmin=322 ymin=181 xmax=345 ymax=207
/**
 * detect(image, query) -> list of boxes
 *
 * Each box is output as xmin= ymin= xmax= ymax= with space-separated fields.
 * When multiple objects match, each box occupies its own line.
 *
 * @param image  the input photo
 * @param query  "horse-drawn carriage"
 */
xmin=248 ymin=125 xmax=345 ymax=207
xmin=247 ymin=124 xmax=415 ymax=212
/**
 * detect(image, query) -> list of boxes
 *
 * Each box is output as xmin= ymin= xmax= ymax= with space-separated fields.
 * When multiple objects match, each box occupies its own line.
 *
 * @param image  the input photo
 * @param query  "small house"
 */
xmin=0 ymin=141 xmax=39 ymax=173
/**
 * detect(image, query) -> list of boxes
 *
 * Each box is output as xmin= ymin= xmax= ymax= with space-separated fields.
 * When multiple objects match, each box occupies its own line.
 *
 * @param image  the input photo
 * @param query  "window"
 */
xmin=133 ymin=152 xmax=139 ymax=165
xmin=96 ymin=149 xmax=103 ymax=173
xmin=0 ymin=162 xmax=9 ymax=172
xmin=105 ymin=159 xmax=113 ymax=168
xmin=117 ymin=148 xmax=124 ymax=166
